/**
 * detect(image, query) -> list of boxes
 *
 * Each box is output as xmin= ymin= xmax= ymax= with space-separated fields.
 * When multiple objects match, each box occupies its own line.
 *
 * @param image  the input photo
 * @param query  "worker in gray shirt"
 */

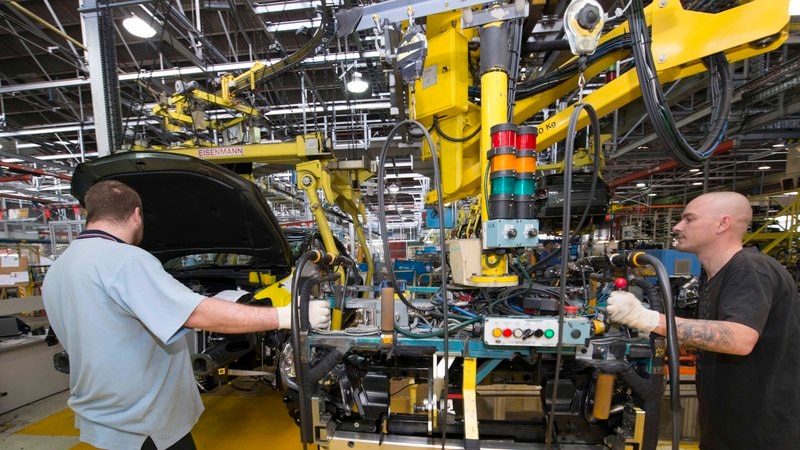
xmin=42 ymin=180 xmax=330 ymax=450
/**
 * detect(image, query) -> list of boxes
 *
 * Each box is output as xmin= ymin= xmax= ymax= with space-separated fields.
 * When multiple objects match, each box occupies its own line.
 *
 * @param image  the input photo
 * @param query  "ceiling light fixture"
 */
xmin=648 ymin=193 xmax=657 ymax=197
xmin=122 ymin=14 xmax=157 ymax=38
xmin=387 ymin=183 xmax=400 ymax=195
xmin=758 ymin=165 xmax=771 ymax=170
xmin=692 ymin=182 xmax=703 ymax=186
xmin=346 ymin=71 xmax=369 ymax=94
xmin=635 ymin=182 xmax=646 ymax=188
xmin=689 ymin=168 xmax=700 ymax=173
xmin=772 ymin=143 xmax=786 ymax=148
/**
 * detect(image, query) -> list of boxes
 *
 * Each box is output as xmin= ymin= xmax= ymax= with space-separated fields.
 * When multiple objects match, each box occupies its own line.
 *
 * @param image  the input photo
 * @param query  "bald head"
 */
xmin=673 ymin=191 xmax=753 ymax=274
xmin=688 ymin=192 xmax=752 ymax=238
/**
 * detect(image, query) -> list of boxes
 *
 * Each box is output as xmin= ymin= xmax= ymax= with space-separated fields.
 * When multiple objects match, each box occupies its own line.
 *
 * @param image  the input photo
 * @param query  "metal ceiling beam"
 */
xmin=607 ymin=140 xmax=734 ymax=188
xmin=0 ymin=51 xmax=381 ymax=94
xmin=0 ymin=150 xmax=72 ymax=171
xmin=4 ymin=1 xmax=86 ymax=51
xmin=0 ymin=161 xmax=71 ymax=181
xmin=0 ymin=175 xmax=32 ymax=183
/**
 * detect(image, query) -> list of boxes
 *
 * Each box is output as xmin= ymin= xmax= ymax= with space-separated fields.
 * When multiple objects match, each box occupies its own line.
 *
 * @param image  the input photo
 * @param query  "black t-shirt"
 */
xmin=696 ymin=248 xmax=800 ymax=449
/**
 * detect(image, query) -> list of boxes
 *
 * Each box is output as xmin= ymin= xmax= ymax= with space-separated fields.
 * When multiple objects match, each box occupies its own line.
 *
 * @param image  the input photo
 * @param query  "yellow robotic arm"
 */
xmin=522 ymin=0 xmax=789 ymax=151
xmin=419 ymin=0 xmax=789 ymax=206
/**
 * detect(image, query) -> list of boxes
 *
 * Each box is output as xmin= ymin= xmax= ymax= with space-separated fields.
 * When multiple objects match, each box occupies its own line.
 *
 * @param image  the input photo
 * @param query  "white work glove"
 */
xmin=276 ymin=300 xmax=331 ymax=330
xmin=606 ymin=291 xmax=660 ymax=334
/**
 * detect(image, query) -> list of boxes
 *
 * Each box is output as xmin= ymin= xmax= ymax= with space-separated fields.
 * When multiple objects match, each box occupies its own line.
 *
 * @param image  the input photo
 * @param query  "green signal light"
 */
xmin=544 ymin=329 xmax=555 ymax=339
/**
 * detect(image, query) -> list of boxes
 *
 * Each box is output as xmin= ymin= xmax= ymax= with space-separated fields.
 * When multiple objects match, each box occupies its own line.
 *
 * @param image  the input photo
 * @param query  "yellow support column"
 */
xmin=471 ymin=18 xmax=517 ymax=286
xmin=463 ymin=357 xmax=479 ymax=449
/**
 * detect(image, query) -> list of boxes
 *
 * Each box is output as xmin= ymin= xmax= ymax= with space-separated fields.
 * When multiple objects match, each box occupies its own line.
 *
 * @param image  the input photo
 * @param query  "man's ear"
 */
xmin=717 ymin=215 xmax=732 ymax=234
xmin=130 ymin=207 xmax=142 ymax=223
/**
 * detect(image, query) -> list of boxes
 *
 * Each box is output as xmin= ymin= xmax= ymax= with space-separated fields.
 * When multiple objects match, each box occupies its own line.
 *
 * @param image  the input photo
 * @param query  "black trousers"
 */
xmin=140 ymin=432 xmax=196 ymax=450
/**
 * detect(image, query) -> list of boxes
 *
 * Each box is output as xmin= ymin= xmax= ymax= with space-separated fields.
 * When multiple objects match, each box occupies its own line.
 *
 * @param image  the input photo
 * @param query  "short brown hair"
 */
xmin=84 ymin=180 xmax=142 ymax=224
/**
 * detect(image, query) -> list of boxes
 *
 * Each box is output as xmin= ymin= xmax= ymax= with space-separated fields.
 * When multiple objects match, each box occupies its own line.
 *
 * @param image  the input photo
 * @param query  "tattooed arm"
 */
xmin=652 ymin=316 xmax=759 ymax=355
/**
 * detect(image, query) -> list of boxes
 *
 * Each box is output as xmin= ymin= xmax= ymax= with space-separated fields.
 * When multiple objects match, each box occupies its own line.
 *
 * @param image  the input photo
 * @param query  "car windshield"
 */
xmin=163 ymin=253 xmax=258 ymax=270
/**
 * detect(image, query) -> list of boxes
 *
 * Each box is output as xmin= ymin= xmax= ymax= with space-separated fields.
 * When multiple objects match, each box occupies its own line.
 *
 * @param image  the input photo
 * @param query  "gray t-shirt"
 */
xmin=42 ymin=234 xmax=206 ymax=450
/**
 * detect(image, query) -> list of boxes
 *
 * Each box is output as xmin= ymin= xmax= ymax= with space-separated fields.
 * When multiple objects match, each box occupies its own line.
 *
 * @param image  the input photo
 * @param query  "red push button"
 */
xmin=502 ymin=328 xmax=513 ymax=337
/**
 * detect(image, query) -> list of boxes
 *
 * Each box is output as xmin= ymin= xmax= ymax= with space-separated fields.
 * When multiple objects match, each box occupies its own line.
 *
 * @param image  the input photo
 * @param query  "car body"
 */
xmin=71 ymin=151 xmax=297 ymax=390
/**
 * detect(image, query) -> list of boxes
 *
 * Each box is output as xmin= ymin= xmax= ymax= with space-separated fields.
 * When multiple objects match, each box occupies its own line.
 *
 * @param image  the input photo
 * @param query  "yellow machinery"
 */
xmin=128 ymin=1 xmax=792 ymax=448
xmin=744 ymin=189 xmax=800 ymax=264
xmin=139 ymin=0 xmax=789 ymax=291
xmin=137 ymin=5 xmax=373 ymax=298
xmin=140 ymin=84 xmax=375 ymax=331
xmin=412 ymin=0 xmax=788 ymax=285
xmin=132 ymin=134 xmax=374 ymax=328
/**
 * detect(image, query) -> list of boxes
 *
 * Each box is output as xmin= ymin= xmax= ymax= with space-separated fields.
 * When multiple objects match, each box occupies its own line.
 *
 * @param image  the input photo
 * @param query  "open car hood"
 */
xmin=71 ymin=151 xmax=291 ymax=268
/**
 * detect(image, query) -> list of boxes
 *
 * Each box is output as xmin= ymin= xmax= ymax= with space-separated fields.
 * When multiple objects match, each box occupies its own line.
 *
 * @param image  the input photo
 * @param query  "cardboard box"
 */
xmin=0 ymin=256 xmax=29 ymax=286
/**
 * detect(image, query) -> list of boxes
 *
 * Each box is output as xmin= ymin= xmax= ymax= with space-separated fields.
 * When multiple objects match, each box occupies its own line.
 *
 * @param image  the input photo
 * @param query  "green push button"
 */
xmin=544 ymin=329 xmax=555 ymax=339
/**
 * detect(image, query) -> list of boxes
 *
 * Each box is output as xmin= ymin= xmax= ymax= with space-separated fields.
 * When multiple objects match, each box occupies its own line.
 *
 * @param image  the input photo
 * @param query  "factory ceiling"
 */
xmin=0 ymin=0 xmax=799 ymax=237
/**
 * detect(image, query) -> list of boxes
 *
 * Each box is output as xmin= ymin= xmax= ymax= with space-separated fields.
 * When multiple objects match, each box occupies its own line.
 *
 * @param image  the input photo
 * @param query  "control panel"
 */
xmin=483 ymin=219 xmax=539 ymax=248
xmin=483 ymin=316 xmax=591 ymax=347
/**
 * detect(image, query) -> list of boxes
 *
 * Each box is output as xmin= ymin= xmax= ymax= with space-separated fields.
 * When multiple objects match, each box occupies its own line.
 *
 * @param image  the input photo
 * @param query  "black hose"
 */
xmin=620 ymin=364 xmax=664 ymax=450
xmin=296 ymin=271 xmax=337 ymax=329
xmin=626 ymin=277 xmax=668 ymax=450
xmin=628 ymin=0 xmax=731 ymax=167
xmin=514 ymin=35 xmax=631 ymax=99
xmin=572 ymin=133 xmax=603 ymax=235
xmin=377 ymin=119 xmax=449 ymax=446
xmin=630 ymin=252 xmax=681 ymax=450
xmin=523 ymin=39 xmax=571 ymax=53
xmin=307 ymin=348 xmax=345 ymax=385
xmin=298 ymin=276 xmax=315 ymax=330
xmin=377 ymin=124 xmax=435 ymax=313
xmin=290 ymin=251 xmax=317 ymax=446
xmin=629 ymin=277 xmax=664 ymax=314
xmin=545 ymin=101 xmax=601 ymax=448
xmin=292 ymin=253 xmax=351 ymax=445
xmin=432 ymin=116 xmax=480 ymax=143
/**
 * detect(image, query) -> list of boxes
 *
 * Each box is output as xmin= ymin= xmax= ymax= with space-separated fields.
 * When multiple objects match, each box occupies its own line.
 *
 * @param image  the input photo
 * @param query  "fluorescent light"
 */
xmin=346 ymin=72 xmax=369 ymax=93
xmin=265 ymin=19 xmax=321 ymax=33
xmin=635 ymin=182 xmax=646 ymax=187
xmin=689 ymin=168 xmax=700 ymax=173
xmin=122 ymin=14 xmax=157 ymax=38
xmin=692 ymin=182 xmax=703 ymax=186
xmin=758 ymin=165 xmax=771 ymax=170
xmin=772 ymin=143 xmax=786 ymax=148
xmin=648 ymin=193 xmax=657 ymax=197
xmin=39 ymin=184 xmax=72 ymax=191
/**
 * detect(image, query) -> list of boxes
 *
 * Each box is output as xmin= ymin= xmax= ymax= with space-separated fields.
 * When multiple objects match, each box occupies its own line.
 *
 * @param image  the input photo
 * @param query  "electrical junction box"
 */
xmin=483 ymin=316 xmax=591 ymax=347
xmin=447 ymin=239 xmax=482 ymax=286
xmin=483 ymin=219 xmax=539 ymax=249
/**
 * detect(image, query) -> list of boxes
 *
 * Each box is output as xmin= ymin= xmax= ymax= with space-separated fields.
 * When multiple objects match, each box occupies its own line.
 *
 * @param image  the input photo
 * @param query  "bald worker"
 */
xmin=607 ymin=192 xmax=800 ymax=450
